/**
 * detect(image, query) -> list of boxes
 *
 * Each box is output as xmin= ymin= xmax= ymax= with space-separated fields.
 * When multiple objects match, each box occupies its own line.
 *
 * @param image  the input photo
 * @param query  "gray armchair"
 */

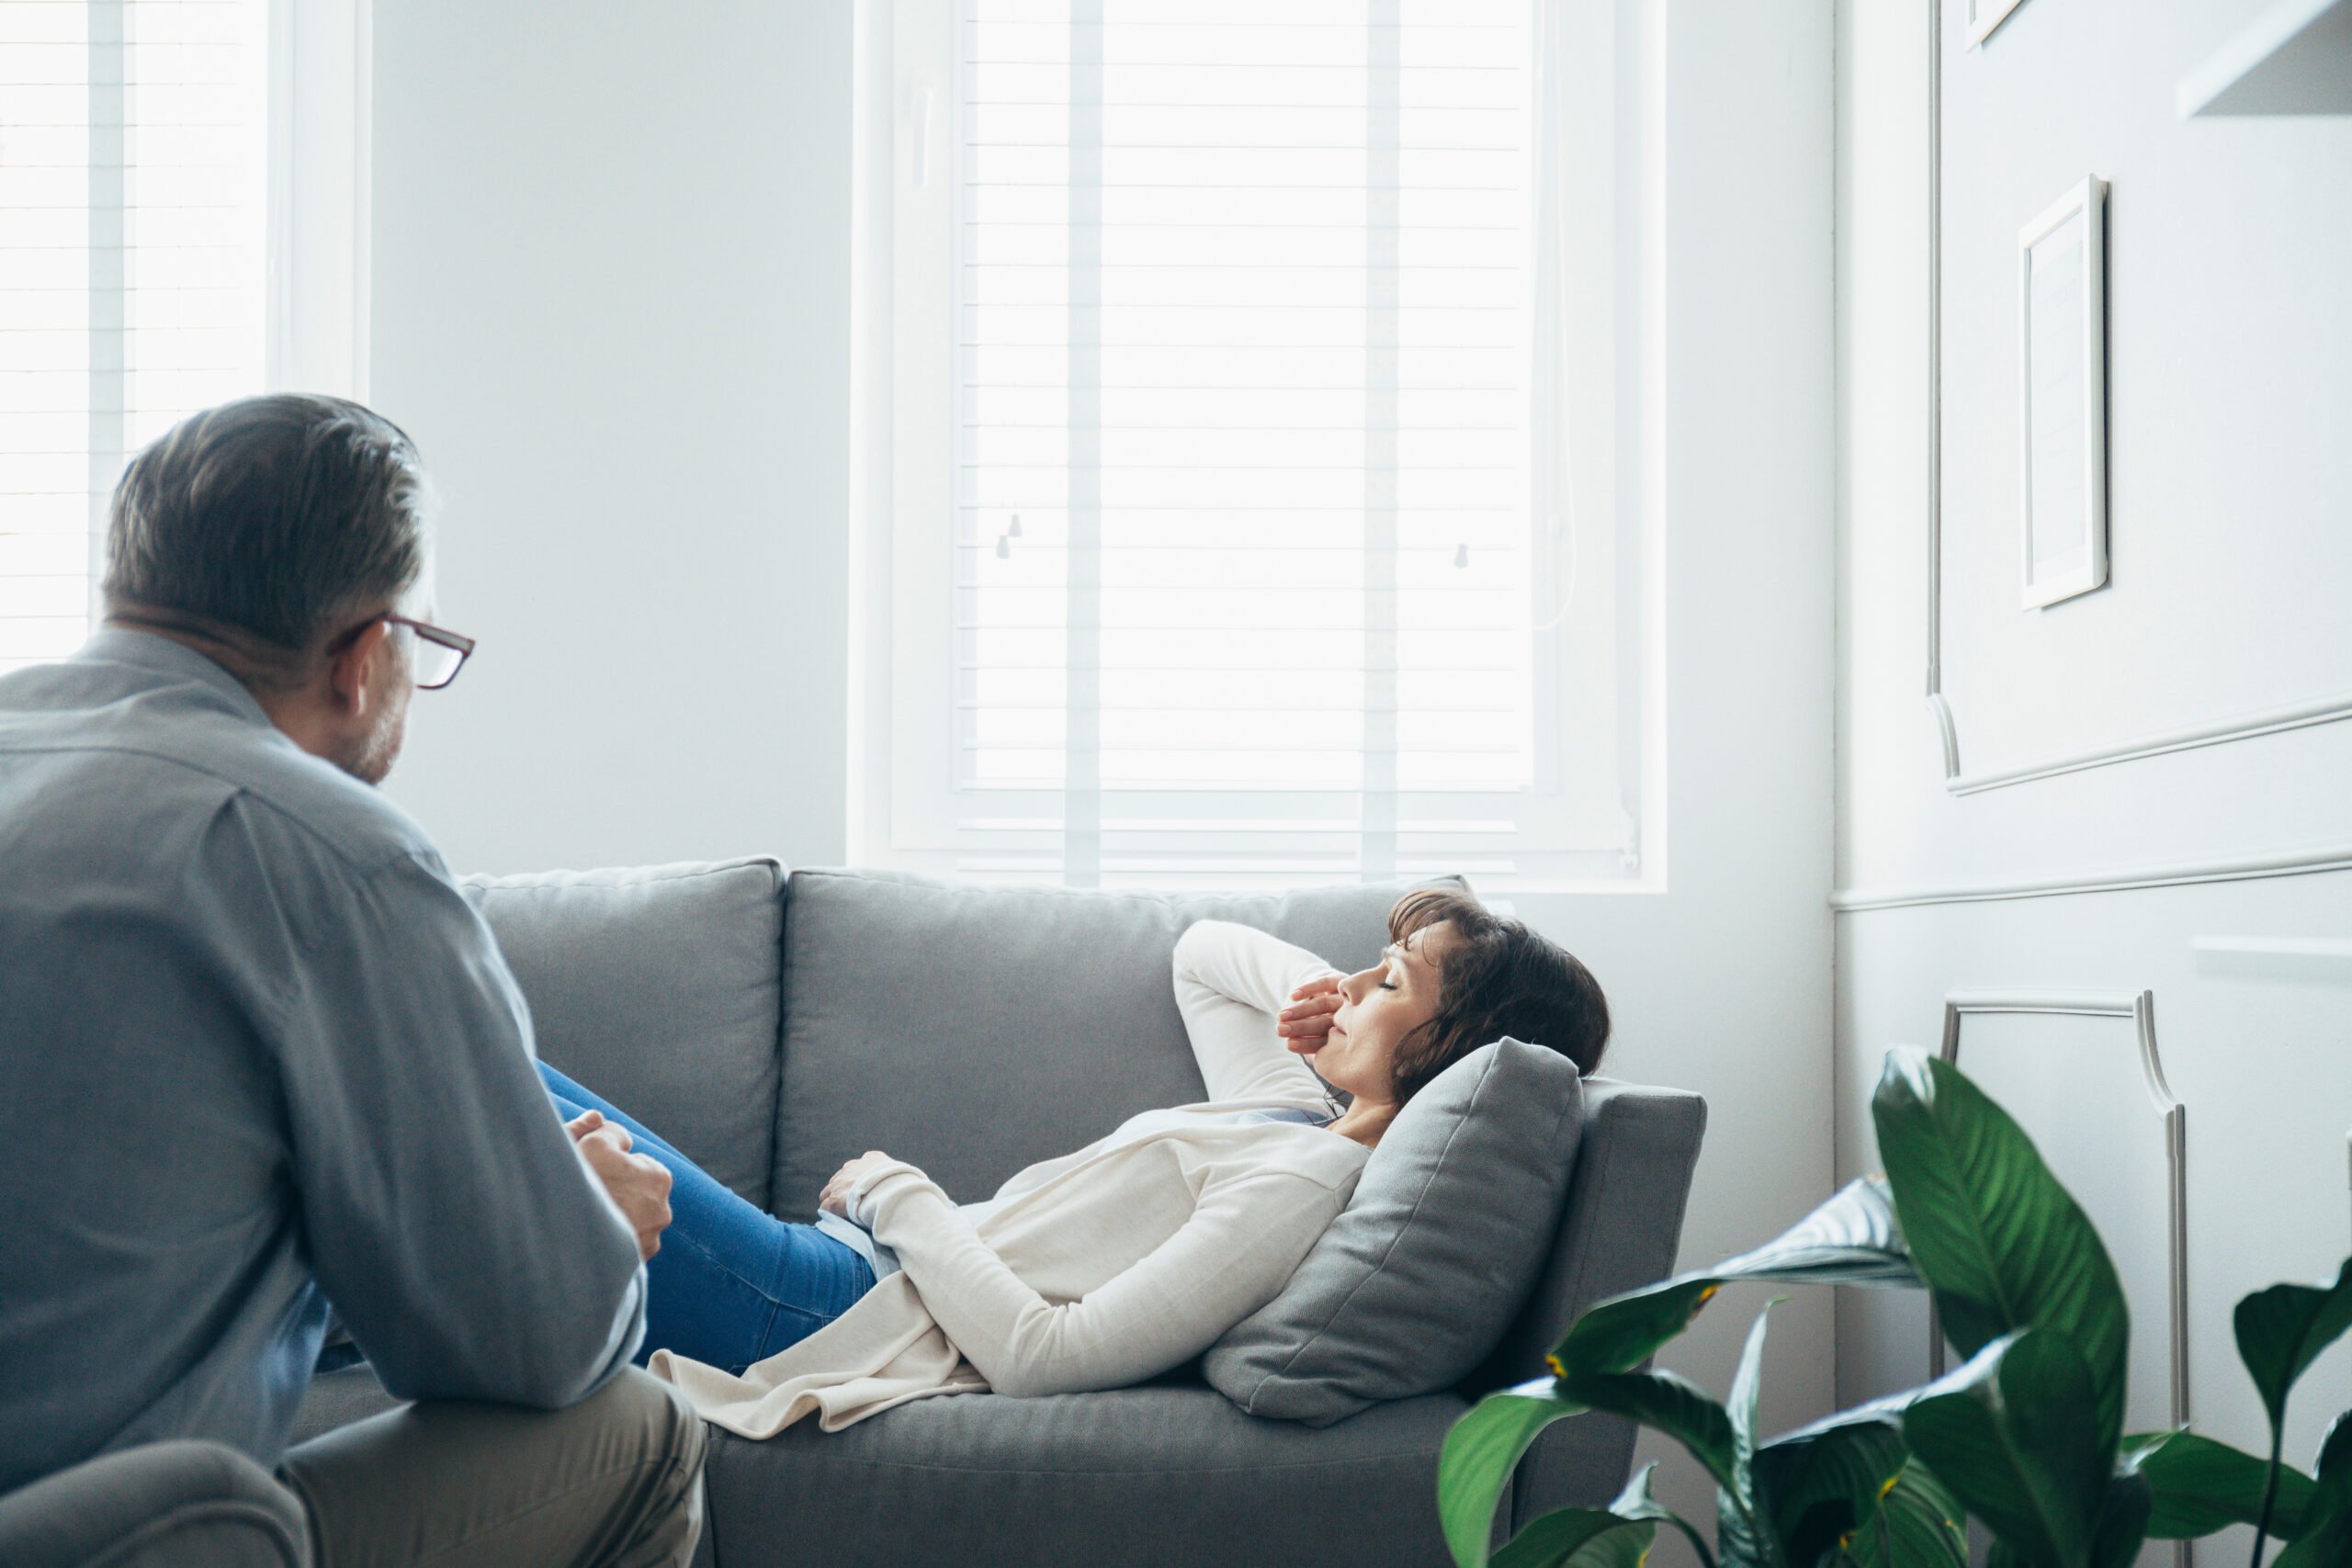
xmin=0 ymin=1441 xmax=308 ymax=1568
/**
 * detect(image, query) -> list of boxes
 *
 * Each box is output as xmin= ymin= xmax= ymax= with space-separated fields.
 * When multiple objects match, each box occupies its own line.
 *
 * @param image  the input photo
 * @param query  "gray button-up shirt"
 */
xmin=0 ymin=630 xmax=644 ymax=1495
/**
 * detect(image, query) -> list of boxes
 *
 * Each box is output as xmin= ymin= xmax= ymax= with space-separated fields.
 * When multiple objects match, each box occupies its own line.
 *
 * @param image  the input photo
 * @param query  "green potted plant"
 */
xmin=1438 ymin=1047 xmax=2352 ymax=1568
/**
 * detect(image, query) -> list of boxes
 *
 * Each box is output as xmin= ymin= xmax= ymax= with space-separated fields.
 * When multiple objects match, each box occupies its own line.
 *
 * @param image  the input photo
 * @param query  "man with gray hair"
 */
xmin=0 ymin=394 xmax=708 ymax=1565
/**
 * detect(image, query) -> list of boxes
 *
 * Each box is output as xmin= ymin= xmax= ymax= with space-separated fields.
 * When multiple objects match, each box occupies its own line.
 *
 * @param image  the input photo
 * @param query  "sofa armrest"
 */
xmin=1476 ymin=1078 xmax=1708 ymax=1530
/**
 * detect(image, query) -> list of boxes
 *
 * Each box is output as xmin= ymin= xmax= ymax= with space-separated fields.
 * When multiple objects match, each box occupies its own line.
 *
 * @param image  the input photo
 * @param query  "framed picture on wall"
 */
xmin=2018 ymin=175 xmax=2109 ymax=611
xmin=1968 ymin=0 xmax=2030 ymax=46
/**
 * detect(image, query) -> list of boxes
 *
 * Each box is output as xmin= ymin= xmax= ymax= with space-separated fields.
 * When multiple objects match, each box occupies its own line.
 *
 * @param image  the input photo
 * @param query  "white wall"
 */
xmin=1836 ymin=0 xmax=2352 ymax=1534
xmin=1515 ymin=0 xmax=1838 ymax=1544
xmin=371 ymin=0 xmax=854 ymax=874
xmin=364 ymin=1 xmax=1837 ymax=1552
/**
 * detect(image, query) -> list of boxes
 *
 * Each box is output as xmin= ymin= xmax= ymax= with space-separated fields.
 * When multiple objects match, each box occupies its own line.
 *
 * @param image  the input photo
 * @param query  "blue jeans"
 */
xmin=537 ymin=1060 xmax=874 ymax=1375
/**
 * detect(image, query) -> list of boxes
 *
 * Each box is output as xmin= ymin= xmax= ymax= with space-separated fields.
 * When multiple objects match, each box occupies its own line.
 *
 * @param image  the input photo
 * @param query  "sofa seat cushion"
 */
xmin=771 ymin=869 xmax=1453 ymax=1221
xmin=464 ymin=859 xmax=786 ymax=1208
xmin=700 ymin=1385 xmax=1468 ymax=1568
xmin=1204 ymin=1039 xmax=1584 ymax=1425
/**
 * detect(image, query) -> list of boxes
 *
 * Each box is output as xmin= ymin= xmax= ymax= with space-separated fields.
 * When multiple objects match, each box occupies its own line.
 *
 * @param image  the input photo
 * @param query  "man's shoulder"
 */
xmin=0 ymin=659 xmax=443 ymax=887
xmin=210 ymin=731 xmax=439 ymax=880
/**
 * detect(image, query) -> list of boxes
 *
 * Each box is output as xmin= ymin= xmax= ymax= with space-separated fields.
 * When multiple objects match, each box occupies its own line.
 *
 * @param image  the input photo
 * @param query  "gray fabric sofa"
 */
xmin=6 ymin=863 xmax=1705 ymax=1568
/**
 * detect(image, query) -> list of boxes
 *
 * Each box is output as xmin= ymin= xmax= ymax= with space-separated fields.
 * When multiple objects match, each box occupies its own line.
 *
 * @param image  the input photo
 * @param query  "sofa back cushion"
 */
xmin=465 ymin=858 xmax=786 ymax=1208
xmin=769 ymin=869 xmax=1442 ymax=1222
xmin=1202 ymin=1039 xmax=1583 ymax=1425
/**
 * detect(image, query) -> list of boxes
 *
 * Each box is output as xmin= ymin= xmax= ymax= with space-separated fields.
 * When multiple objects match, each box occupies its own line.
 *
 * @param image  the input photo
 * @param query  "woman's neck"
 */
xmin=1326 ymin=1099 xmax=1398 ymax=1148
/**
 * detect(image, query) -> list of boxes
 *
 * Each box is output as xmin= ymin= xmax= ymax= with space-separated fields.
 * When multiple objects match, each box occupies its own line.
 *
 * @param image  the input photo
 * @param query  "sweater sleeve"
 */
xmin=854 ymin=1160 xmax=1345 ymax=1398
xmin=1170 ymin=919 xmax=1342 ymax=1106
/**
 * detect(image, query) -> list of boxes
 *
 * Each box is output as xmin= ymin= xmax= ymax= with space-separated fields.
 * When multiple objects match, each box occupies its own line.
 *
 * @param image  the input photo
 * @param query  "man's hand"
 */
xmin=818 ymin=1151 xmax=898 ymax=1220
xmin=1277 ymin=975 xmax=1343 ymax=1055
xmin=566 ymin=1110 xmax=672 ymax=1261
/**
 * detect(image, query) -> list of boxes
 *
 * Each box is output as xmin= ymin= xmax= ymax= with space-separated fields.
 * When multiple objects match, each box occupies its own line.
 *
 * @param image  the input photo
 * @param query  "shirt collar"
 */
xmin=74 ymin=626 xmax=276 ymax=728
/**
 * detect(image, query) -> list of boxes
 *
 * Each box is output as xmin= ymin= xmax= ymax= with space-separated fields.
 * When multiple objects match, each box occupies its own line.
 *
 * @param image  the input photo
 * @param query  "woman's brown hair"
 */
xmin=1383 ymin=886 xmax=1611 ymax=1103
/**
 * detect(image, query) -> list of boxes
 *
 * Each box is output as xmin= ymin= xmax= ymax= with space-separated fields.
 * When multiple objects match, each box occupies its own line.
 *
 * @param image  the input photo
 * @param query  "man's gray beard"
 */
xmin=335 ymin=698 xmax=408 ymax=785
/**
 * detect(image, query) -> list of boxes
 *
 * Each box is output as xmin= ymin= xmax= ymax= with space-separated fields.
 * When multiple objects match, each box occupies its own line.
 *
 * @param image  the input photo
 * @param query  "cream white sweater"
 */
xmin=651 ymin=919 xmax=1369 ymax=1437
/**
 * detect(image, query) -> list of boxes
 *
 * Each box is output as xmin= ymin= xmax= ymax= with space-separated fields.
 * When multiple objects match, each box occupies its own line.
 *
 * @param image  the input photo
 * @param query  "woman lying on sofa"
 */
xmin=535 ymin=886 xmax=1609 ymax=1437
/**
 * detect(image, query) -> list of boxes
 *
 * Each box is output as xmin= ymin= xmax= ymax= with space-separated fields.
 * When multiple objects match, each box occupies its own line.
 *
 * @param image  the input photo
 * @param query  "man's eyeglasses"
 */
xmin=329 ymin=614 xmax=476 ymax=691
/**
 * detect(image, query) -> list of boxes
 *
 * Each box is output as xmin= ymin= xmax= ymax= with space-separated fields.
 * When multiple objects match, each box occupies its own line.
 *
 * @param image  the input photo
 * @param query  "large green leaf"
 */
xmin=2275 ymin=1506 xmax=2352 ymax=1568
xmin=1901 ymin=1330 xmax=2110 ymax=1568
xmin=1491 ymin=1462 xmax=1707 ymax=1568
xmin=1568 ymin=1357 xmax=1768 ymax=1568
xmin=1749 ymin=1354 xmax=1999 ymax=1566
xmin=1547 ymin=1180 xmax=1924 ymax=1385
xmin=1487 ymin=1509 xmax=1656 ymax=1568
xmin=2235 ymin=1258 xmax=2352 ymax=1436
xmin=2312 ymin=1412 xmax=2352 ymax=1512
xmin=2236 ymin=1260 xmax=2352 ymax=1566
xmin=1838 ymin=1461 xmax=1969 ymax=1568
xmin=1744 ymin=1316 xmax=2020 ymax=1566
xmin=2129 ymin=1429 xmax=2315 ymax=1539
xmin=2089 ymin=1468 xmax=2153 ymax=1568
xmin=1566 ymin=1368 xmax=1741 ymax=1499
xmin=1731 ymin=1303 xmax=1778 ymax=1486
xmin=1719 ymin=1485 xmax=1773 ymax=1568
xmin=1871 ymin=1050 xmax=2132 ymax=1456
xmin=1753 ymin=1412 xmax=1908 ymax=1565
xmin=2273 ymin=1413 xmax=2352 ymax=1568
xmin=1599 ymin=1463 xmax=1716 ymax=1568
xmin=1552 ymin=1279 xmax=1727 ymax=1383
xmin=1706 ymin=1178 xmax=1925 ymax=1289
xmin=1440 ymin=1385 xmax=1588 ymax=1568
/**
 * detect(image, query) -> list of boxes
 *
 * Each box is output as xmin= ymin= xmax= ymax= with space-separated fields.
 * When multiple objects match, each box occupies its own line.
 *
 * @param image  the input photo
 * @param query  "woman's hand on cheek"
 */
xmin=1278 ymin=976 xmax=1343 ymax=1053
xmin=818 ymin=1151 xmax=896 ymax=1218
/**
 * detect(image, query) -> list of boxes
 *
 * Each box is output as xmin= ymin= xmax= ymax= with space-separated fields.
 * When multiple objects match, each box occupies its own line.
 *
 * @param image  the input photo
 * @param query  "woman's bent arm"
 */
xmin=1170 ymin=920 xmax=1340 ymax=1106
xmin=859 ymin=1161 xmax=1345 ymax=1398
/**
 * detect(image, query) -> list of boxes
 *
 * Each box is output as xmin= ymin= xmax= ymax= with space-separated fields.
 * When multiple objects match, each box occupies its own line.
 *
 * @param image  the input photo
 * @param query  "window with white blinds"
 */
xmin=871 ymin=0 xmax=1645 ymax=889
xmin=0 ymin=0 xmax=271 ymax=676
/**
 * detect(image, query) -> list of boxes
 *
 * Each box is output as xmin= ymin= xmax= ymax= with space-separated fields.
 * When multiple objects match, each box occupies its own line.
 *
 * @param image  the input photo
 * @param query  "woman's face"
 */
xmin=1292 ymin=920 xmax=1460 ymax=1106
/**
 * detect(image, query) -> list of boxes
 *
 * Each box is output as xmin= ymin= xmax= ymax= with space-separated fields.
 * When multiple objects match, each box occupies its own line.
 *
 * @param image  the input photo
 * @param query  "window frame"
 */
xmin=849 ymin=0 xmax=1661 ymax=892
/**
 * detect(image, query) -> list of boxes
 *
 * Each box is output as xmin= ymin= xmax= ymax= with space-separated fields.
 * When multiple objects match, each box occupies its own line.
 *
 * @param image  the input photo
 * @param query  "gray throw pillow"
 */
xmin=1203 ymin=1038 xmax=1584 ymax=1426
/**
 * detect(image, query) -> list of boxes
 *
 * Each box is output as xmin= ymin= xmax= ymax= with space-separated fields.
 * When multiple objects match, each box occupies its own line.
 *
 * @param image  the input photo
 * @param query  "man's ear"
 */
xmin=324 ymin=618 xmax=392 ymax=717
